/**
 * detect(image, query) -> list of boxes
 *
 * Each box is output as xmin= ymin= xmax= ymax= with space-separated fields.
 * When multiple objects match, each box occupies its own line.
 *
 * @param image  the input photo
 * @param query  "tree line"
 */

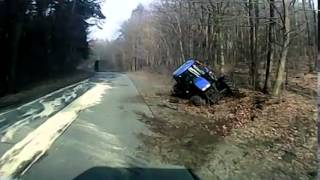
xmin=101 ymin=0 xmax=317 ymax=96
xmin=0 ymin=0 xmax=105 ymax=96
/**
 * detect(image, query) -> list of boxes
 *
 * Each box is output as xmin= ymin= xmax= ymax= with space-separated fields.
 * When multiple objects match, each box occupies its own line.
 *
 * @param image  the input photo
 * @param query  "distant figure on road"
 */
xmin=94 ymin=60 xmax=99 ymax=72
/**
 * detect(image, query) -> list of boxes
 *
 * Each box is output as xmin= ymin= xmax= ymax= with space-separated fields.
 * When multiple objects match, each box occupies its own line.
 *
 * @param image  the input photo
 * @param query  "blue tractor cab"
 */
xmin=173 ymin=60 xmax=195 ymax=77
xmin=172 ymin=59 xmax=239 ymax=105
xmin=173 ymin=59 xmax=211 ymax=92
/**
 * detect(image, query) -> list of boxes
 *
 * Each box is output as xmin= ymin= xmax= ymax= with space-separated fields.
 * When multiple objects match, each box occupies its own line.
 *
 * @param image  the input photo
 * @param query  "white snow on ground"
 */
xmin=0 ymin=79 xmax=89 ymax=116
xmin=0 ymin=83 xmax=111 ymax=178
xmin=36 ymin=98 xmax=63 ymax=119
xmin=0 ymin=120 xmax=28 ymax=143
xmin=61 ymin=92 xmax=77 ymax=103
xmin=0 ymin=80 xmax=90 ymax=143
xmin=1 ymin=95 xmax=68 ymax=143
xmin=21 ymin=109 xmax=38 ymax=117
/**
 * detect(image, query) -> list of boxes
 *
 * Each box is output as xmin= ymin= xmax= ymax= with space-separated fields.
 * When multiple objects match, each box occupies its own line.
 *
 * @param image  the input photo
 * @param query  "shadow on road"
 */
xmin=73 ymin=167 xmax=200 ymax=180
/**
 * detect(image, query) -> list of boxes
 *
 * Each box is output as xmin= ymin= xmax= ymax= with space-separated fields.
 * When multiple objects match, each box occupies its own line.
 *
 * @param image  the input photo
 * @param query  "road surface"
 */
xmin=0 ymin=73 xmax=195 ymax=180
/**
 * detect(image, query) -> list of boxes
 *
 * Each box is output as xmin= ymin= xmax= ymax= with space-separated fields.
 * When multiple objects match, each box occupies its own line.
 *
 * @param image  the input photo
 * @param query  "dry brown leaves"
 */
xmin=176 ymin=85 xmax=316 ymax=140
xmin=289 ymin=73 xmax=317 ymax=91
xmin=176 ymin=90 xmax=269 ymax=136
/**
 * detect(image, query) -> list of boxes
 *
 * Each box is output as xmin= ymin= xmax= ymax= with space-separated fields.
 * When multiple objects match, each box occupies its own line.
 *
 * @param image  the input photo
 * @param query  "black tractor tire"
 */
xmin=171 ymin=83 xmax=183 ymax=96
xmin=220 ymin=76 xmax=240 ymax=96
xmin=190 ymin=95 xmax=206 ymax=106
xmin=209 ymin=92 xmax=223 ymax=104
xmin=202 ymin=87 xmax=223 ymax=105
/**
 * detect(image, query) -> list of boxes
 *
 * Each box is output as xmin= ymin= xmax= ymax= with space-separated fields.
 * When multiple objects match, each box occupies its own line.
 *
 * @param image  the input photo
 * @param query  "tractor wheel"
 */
xmin=210 ymin=93 xmax=223 ymax=104
xmin=190 ymin=95 xmax=206 ymax=106
xmin=172 ymin=83 xmax=182 ymax=96
xmin=221 ymin=76 xmax=239 ymax=96
xmin=203 ymin=88 xmax=222 ymax=105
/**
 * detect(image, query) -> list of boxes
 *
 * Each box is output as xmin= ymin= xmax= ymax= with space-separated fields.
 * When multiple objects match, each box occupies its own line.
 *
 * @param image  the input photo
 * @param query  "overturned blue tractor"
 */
xmin=172 ymin=59 xmax=239 ymax=105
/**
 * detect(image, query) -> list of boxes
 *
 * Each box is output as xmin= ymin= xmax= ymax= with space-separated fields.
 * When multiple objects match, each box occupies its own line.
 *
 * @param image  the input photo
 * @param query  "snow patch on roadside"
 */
xmin=21 ymin=109 xmax=38 ymax=117
xmin=0 ymin=81 xmax=92 ymax=144
xmin=0 ymin=79 xmax=89 ymax=116
xmin=0 ymin=97 xmax=64 ymax=143
xmin=0 ymin=83 xmax=111 ymax=178
xmin=61 ymin=92 xmax=77 ymax=102
xmin=36 ymin=98 xmax=63 ymax=119
xmin=0 ymin=120 xmax=28 ymax=143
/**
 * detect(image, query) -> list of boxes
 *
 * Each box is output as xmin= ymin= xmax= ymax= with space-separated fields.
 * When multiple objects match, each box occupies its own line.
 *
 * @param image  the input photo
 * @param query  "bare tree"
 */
xmin=273 ymin=0 xmax=291 ymax=96
xmin=263 ymin=0 xmax=275 ymax=93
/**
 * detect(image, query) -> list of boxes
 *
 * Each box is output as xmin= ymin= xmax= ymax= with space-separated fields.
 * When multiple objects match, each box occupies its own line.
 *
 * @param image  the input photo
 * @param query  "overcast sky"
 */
xmin=89 ymin=0 xmax=154 ymax=40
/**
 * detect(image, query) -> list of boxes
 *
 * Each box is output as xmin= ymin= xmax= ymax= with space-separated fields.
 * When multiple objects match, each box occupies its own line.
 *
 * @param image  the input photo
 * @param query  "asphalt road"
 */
xmin=0 ymin=73 xmax=195 ymax=180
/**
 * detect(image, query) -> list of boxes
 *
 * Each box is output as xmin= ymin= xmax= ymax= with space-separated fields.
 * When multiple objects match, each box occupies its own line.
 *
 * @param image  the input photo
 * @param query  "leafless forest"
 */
xmin=93 ymin=0 xmax=318 ymax=96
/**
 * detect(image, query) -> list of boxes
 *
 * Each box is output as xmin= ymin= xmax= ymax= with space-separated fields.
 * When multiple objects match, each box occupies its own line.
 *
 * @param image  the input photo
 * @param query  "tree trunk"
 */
xmin=254 ymin=0 xmax=260 ymax=89
xmin=220 ymin=31 xmax=225 ymax=73
xmin=174 ymin=14 xmax=186 ymax=63
xmin=8 ymin=22 xmax=23 ymax=93
xmin=189 ymin=31 xmax=194 ymax=58
xmin=263 ymin=0 xmax=275 ymax=93
xmin=7 ymin=0 xmax=26 ymax=93
xmin=309 ymin=0 xmax=318 ymax=70
xmin=248 ymin=0 xmax=257 ymax=89
xmin=188 ymin=1 xmax=194 ymax=58
xmin=318 ymin=0 xmax=320 ymax=71
xmin=273 ymin=0 xmax=291 ymax=96
xmin=302 ymin=0 xmax=313 ymax=72
xmin=205 ymin=18 xmax=210 ymax=61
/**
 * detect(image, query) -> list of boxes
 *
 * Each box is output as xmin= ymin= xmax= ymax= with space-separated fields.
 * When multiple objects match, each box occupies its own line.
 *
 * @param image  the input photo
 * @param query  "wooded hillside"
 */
xmin=100 ymin=0 xmax=318 ymax=96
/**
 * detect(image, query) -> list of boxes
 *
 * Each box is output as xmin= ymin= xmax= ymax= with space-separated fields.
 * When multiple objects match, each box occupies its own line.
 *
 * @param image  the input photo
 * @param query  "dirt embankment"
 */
xmin=128 ymin=71 xmax=317 ymax=180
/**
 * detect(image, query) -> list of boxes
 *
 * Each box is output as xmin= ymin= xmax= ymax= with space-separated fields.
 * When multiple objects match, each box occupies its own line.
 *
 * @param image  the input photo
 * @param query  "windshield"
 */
xmin=0 ymin=0 xmax=318 ymax=180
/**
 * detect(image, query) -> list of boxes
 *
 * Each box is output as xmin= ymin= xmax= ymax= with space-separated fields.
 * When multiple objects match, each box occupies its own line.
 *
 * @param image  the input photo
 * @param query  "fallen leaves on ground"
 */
xmin=130 ymin=71 xmax=317 ymax=179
